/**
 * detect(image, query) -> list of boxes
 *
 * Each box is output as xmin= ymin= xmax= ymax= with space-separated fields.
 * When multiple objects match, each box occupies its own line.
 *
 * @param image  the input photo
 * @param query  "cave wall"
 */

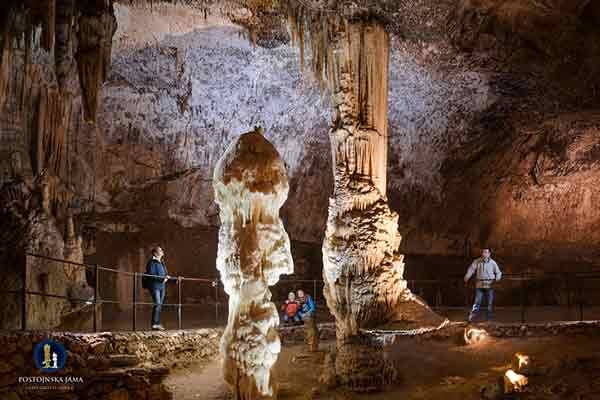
xmin=3 ymin=0 xmax=600 ymax=299
xmin=390 ymin=0 xmax=600 ymax=269
xmin=88 ymin=1 xmax=600 ymax=279
xmin=0 ymin=0 xmax=116 ymax=329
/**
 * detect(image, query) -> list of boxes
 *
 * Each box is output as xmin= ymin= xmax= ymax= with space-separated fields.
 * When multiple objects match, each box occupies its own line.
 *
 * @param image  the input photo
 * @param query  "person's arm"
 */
xmin=307 ymin=296 xmax=316 ymax=314
xmin=160 ymin=262 xmax=169 ymax=283
xmin=464 ymin=261 xmax=476 ymax=283
xmin=494 ymin=261 xmax=502 ymax=281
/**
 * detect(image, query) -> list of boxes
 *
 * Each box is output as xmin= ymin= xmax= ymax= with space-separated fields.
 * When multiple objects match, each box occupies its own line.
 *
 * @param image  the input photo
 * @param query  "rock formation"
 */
xmin=3 ymin=0 xmax=600 ymax=333
xmin=0 ymin=0 xmax=117 ymax=329
xmin=285 ymin=9 xmax=445 ymax=389
xmin=213 ymin=127 xmax=294 ymax=399
xmin=76 ymin=0 xmax=117 ymax=123
xmin=325 ymin=20 xmax=443 ymax=390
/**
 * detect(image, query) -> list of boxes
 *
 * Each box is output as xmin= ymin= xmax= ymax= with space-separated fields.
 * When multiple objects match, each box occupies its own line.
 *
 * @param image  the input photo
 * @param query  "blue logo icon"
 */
xmin=33 ymin=339 xmax=67 ymax=372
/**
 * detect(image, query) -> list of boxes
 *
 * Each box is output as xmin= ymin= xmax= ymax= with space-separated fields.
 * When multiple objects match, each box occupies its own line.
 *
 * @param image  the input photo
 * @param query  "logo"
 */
xmin=33 ymin=339 xmax=67 ymax=372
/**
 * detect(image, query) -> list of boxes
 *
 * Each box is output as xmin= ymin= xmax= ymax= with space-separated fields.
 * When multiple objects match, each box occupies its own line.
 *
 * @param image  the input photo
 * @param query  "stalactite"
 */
xmin=40 ymin=0 xmax=57 ymax=51
xmin=0 ymin=30 xmax=11 ymax=111
xmin=0 ymin=1 xmax=103 ymax=330
xmin=76 ymin=1 xmax=117 ymax=123
xmin=31 ymin=86 xmax=68 ymax=178
xmin=55 ymin=0 xmax=74 ymax=92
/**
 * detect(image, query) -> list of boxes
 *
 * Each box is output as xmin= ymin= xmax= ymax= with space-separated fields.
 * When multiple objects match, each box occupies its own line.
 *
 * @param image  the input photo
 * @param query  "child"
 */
xmin=281 ymin=292 xmax=301 ymax=324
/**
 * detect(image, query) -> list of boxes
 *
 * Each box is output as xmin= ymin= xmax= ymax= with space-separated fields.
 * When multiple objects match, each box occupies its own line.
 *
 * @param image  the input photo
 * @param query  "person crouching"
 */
xmin=281 ymin=292 xmax=301 ymax=325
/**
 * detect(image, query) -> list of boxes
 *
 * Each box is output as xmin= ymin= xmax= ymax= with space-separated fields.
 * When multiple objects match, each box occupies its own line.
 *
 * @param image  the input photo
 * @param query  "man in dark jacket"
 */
xmin=143 ymin=246 xmax=170 ymax=330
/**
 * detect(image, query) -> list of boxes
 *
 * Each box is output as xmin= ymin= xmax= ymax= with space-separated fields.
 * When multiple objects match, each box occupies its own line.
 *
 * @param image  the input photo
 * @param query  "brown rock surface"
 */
xmin=2 ymin=0 xmax=600 ymax=331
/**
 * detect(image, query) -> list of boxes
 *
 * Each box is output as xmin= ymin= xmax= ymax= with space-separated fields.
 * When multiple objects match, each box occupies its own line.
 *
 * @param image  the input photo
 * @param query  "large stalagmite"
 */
xmin=213 ymin=127 xmax=294 ymax=400
xmin=319 ymin=19 xmax=446 ymax=390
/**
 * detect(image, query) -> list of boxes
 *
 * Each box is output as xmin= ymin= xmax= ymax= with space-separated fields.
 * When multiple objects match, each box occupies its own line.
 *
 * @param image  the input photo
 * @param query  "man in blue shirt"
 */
xmin=142 ymin=246 xmax=171 ymax=330
xmin=297 ymin=289 xmax=316 ymax=319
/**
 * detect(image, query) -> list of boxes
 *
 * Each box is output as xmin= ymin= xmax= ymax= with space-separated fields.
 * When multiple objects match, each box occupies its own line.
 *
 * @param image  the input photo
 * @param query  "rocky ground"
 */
xmin=166 ymin=324 xmax=600 ymax=399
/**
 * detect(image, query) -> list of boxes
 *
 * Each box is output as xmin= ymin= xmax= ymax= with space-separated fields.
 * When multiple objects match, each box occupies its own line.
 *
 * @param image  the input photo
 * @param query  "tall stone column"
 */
xmin=214 ymin=127 xmax=294 ymax=400
xmin=322 ymin=20 xmax=443 ymax=391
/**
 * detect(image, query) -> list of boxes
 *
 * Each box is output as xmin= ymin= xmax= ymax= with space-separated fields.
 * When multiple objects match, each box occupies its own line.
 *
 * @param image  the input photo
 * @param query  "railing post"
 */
xmin=579 ymin=276 xmax=584 ymax=321
xmin=21 ymin=252 xmax=27 ymax=331
xmin=93 ymin=264 xmax=99 ymax=332
xmin=132 ymin=272 xmax=137 ymax=331
xmin=566 ymin=273 xmax=571 ymax=309
xmin=214 ymin=280 xmax=219 ymax=324
xmin=520 ymin=273 xmax=526 ymax=323
xmin=177 ymin=277 xmax=182 ymax=330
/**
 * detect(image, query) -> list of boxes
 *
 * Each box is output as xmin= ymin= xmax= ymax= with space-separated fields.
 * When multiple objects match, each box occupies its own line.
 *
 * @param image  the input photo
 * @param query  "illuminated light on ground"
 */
xmin=503 ymin=369 xmax=528 ymax=393
xmin=515 ymin=353 xmax=530 ymax=370
xmin=463 ymin=327 xmax=488 ymax=345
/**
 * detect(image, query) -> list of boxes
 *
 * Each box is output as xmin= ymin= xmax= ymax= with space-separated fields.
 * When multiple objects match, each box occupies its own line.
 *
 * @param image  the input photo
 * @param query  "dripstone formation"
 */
xmin=291 ymin=16 xmax=447 ymax=390
xmin=214 ymin=127 xmax=294 ymax=399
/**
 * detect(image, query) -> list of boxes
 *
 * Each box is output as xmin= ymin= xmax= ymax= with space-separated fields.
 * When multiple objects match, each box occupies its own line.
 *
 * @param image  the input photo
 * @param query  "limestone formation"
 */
xmin=0 ymin=0 xmax=119 ymax=330
xmin=304 ymin=315 xmax=319 ymax=352
xmin=288 ymin=16 xmax=445 ymax=390
xmin=55 ymin=0 xmax=75 ymax=92
xmin=76 ymin=1 xmax=117 ymax=123
xmin=214 ymin=127 xmax=294 ymax=399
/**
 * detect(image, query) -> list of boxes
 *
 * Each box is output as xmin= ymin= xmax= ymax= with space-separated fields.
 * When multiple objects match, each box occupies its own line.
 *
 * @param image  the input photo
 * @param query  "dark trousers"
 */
xmin=151 ymin=287 xmax=165 ymax=326
xmin=469 ymin=288 xmax=494 ymax=321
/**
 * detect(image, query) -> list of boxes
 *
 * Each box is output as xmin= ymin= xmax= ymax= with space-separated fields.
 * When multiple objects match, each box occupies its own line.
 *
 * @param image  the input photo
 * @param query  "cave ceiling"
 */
xmin=2 ymin=0 xmax=600 ymax=266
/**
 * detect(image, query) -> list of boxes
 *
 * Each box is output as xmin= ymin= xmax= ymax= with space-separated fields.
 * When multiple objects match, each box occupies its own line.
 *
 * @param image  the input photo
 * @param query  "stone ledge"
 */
xmin=279 ymin=322 xmax=336 ymax=344
xmin=376 ymin=320 xmax=600 ymax=342
xmin=283 ymin=320 xmax=600 ymax=344
xmin=0 ymin=328 xmax=223 ymax=400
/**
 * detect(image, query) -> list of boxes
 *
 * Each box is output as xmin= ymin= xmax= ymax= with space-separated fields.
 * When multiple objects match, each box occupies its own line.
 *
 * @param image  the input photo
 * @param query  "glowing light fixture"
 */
xmin=504 ymin=369 xmax=528 ymax=393
xmin=464 ymin=327 xmax=488 ymax=345
xmin=515 ymin=353 xmax=529 ymax=370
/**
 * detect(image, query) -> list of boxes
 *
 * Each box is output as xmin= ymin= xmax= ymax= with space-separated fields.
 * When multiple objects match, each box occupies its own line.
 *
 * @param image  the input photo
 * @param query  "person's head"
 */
xmin=152 ymin=246 xmax=164 ymax=260
xmin=288 ymin=292 xmax=296 ymax=301
xmin=297 ymin=289 xmax=305 ymax=299
xmin=482 ymin=248 xmax=491 ymax=260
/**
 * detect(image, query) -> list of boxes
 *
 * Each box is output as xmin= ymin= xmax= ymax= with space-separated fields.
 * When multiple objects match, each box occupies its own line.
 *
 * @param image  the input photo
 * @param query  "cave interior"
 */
xmin=2 ymin=0 xmax=600 ymax=399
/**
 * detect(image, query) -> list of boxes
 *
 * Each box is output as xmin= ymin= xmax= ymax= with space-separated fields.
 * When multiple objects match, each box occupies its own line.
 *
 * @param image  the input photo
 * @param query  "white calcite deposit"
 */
xmin=213 ymin=127 xmax=293 ymax=399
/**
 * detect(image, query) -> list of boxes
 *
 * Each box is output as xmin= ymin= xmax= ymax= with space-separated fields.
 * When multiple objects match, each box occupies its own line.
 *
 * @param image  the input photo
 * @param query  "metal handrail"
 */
xmin=14 ymin=253 xmax=222 ymax=332
xmin=10 ymin=252 xmax=600 ymax=331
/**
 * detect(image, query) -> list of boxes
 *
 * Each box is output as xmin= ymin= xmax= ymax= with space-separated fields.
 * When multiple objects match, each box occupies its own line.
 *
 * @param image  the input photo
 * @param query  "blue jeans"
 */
xmin=283 ymin=313 xmax=301 ymax=324
xmin=151 ymin=288 xmax=165 ymax=326
xmin=469 ymin=288 xmax=494 ymax=321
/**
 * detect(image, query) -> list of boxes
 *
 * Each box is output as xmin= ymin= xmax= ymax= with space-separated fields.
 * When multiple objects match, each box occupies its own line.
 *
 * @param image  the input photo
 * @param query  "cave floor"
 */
xmin=164 ymin=335 xmax=600 ymax=399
